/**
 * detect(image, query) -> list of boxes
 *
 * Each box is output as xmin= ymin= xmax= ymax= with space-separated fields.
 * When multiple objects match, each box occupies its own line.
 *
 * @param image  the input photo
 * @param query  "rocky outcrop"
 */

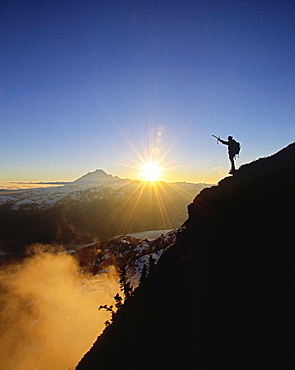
xmin=76 ymin=143 xmax=295 ymax=369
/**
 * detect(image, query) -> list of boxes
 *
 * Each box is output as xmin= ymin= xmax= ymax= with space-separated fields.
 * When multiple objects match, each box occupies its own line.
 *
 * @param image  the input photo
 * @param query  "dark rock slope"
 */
xmin=76 ymin=143 xmax=295 ymax=370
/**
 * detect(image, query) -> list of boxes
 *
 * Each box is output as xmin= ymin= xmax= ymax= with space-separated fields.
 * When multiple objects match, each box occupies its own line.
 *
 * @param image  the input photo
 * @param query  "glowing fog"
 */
xmin=0 ymin=252 xmax=119 ymax=369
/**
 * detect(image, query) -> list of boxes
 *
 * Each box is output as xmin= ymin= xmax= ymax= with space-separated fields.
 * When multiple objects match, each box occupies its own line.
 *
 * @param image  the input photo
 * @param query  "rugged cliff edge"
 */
xmin=76 ymin=143 xmax=295 ymax=370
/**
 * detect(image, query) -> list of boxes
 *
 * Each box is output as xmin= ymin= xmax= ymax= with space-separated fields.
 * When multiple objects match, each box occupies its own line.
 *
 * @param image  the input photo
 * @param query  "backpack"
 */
xmin=231 ymin=140 xmax=241 ymax=157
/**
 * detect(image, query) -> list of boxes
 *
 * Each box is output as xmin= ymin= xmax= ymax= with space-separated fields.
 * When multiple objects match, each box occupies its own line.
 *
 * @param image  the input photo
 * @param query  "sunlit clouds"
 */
xmin=0 ymin=251 xmax=120 ymax=370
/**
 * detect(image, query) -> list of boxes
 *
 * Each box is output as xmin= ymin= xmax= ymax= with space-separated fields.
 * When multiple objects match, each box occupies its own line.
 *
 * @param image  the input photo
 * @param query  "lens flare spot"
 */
xmin=152 ymin=146 xmax=160 ymax=156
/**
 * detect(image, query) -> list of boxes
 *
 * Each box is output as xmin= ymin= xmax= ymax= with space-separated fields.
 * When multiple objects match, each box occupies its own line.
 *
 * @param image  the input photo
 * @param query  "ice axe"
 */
xmin=212 ymin=134 xmax=220 ymax=144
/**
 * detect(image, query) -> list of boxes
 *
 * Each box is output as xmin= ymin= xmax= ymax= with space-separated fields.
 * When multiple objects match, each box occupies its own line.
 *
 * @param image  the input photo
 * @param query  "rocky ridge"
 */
xmin=76 ymin=142 xmax=295 ymax=370
xmin=75 ymin=228 xmax=183 ymax=289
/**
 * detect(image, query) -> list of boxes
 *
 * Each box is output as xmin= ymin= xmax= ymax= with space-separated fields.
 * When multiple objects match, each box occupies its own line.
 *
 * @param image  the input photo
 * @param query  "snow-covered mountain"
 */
xmin=0 ymin=169 xmax=208 ymax=211
xmin=0 ymin=170 xmax=126 ymax=210
xmin=73 ymin=169 xmax=121 ymax=186
xmin=0 ymin=169 xmax=210 ymax=254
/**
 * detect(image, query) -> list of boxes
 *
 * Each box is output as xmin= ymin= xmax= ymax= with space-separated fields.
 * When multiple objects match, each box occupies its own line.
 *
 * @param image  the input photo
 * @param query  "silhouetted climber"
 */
xmin=213 ymin=135 xmax=240 ymax=174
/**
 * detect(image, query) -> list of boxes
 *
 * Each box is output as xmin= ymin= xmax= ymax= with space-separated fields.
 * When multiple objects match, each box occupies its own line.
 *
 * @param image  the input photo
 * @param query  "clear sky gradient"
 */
xmin=1 ymin=0 xmax=294 ymax=184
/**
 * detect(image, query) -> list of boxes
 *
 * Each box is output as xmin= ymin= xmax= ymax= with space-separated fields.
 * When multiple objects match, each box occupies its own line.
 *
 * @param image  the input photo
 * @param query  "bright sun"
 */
xmin=140 ymin=162 xmax=162 ymax=182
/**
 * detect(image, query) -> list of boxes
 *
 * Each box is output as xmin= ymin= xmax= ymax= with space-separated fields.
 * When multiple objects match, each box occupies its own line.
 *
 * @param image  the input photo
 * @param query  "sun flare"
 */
xmin=140 ymin=162 xmax=162 ymax=182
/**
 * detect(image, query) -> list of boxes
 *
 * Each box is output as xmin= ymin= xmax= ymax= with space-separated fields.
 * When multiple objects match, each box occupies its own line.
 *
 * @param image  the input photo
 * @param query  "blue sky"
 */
xmin=1 ymin=0 xmax=294 ymax=184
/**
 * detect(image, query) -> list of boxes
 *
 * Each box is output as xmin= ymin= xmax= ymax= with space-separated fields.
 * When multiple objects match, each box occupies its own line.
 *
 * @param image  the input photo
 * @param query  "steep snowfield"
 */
xmin=76 ymin=227 xmax=184 ymax=288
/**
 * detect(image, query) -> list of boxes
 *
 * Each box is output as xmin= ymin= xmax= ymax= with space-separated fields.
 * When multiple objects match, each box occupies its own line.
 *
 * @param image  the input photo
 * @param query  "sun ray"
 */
xmin=151 ymin=182 xmax=173 ymax=228
xmin=116 ymin=180 xmax=148 ymax=234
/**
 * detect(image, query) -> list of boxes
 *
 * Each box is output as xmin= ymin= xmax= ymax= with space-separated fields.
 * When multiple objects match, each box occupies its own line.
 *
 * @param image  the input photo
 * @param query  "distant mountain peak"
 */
xmin=73 ymin=169 xmax=116 ymax=184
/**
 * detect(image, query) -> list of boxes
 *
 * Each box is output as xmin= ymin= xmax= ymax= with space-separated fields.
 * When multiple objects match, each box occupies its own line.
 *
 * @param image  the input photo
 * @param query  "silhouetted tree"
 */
xmin=148 ymin=254 xmax=156 ymax=275
xmin=114 ymin=293 xmax=123 ymax=309
xmin=140 ymin=263 xmax=148 ymax=284
xmin=119 ymin=267 xmax=133 ymax=298
xmin=98 ymin=304 xmax=115 ymax=326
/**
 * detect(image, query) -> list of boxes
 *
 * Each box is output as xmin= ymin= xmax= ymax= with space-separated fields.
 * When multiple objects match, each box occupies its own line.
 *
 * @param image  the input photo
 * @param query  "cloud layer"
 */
xmin=0 ymin=251 xmax=119 ymax=369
